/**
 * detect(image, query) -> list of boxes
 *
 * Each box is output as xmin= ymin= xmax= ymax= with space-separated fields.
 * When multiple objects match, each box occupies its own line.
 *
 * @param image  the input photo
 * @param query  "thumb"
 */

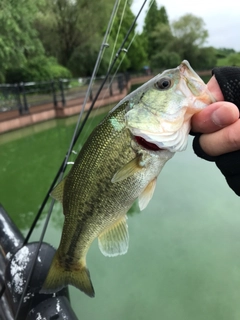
xmin=191 ymin=102 xmax=239 ymax=134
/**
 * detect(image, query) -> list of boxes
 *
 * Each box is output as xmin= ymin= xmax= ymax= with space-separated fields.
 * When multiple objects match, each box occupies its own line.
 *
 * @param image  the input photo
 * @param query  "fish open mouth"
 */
xmin=135 ymin=136 xmax=161 ymax=151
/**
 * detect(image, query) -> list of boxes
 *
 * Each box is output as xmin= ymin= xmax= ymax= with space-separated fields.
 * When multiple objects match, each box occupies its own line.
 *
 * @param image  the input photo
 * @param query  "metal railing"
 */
xmin=0 ymin=73 xmax=128 ymax=114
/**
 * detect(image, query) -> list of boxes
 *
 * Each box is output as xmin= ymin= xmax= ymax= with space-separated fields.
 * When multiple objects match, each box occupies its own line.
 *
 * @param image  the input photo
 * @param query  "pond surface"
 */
xmin=0 ymin=105 xmax=240 ymax=320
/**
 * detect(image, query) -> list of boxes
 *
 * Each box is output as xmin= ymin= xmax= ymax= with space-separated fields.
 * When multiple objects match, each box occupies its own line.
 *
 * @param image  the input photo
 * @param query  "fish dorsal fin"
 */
xmin=98 ymin=216 xmax=129 ymax=257
xmin=138 ymin=178 xmax=157 ymax=211
xmin=111 ymin=156 xmax=143 ymax=183
xmin=50 ymin=178 xmax=66 ymax=203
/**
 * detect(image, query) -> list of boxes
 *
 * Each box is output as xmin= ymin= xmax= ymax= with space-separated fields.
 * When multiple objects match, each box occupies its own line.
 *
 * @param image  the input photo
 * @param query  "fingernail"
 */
xmin=211 ymin=108 xmax=225 ymax=127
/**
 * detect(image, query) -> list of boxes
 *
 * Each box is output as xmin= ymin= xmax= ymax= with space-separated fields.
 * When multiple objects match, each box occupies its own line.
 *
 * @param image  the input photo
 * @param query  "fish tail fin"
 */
xmin=40 ymin=251 xmax=95 ymax=297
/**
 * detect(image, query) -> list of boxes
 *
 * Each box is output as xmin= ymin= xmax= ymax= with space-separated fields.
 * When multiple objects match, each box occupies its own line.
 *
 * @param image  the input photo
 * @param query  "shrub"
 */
xmin=5 ymin=56 xmax=72 ymax=83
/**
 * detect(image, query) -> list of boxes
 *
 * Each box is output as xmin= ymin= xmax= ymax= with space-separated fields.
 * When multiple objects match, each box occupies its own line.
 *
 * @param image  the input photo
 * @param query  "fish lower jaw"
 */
xmin=134 ymin=136 xmax=162 ymax=151
xmin=133 ymin=119 xmax=190 ymax=153
xmin=135 ymin=134 xmax=187 ymax=153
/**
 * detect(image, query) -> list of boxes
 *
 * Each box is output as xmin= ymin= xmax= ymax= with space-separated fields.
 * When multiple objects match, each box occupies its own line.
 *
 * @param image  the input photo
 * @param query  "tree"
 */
xmin=170 ymin=14 xmax=209 ymax=68
xmin=144 ymin=11 xmax=217 ymax=70
xmin=171 ymin=14 xmax=208 ymax=47
xmin=149 ymin=23 xmax=181 ymax=70
xmin=195 ymin=46 xmax=217 ymax=70
xmin=35 ymin=0 xmax=113 ymax=76
xmin=126 ymin=33 xmax=148 ymax=72
xmin=0 ymin=0 xmax=44 ymax=82
xmin=103 ymin=1 xmax=147 ymax=74
xmin=215 ymin=48 xmax=236 ymax=59
xmin=67 ymin=0 xmax=147 ymax=75
xmin=143 ymin=2 xmax=170 ymax=62
xmin=143 ymin=0 xmax=161 ymax=35
xmin=5 ymin=56 xmax=72 ymax=83
xmin=227 ymin=53 xmax=240 ymax=66
xmin=158 ymin=6 xmax=169 ymax=25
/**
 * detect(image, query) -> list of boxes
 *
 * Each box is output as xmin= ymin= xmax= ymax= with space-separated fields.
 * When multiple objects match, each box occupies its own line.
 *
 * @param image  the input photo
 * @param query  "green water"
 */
xmin=0 ymin=107 xmax=240 ymax=320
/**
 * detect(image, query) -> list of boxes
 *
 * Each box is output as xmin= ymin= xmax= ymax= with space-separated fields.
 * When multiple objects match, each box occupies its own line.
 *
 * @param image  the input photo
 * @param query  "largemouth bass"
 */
xmin=41 ymin=60 xmax=214 ymax=297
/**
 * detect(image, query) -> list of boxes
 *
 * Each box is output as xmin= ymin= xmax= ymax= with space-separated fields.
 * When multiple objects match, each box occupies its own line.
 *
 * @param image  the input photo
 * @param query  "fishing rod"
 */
xmin=24 ymin=0 xmax=148 ymax=245
xmin=13 ymin=1 xmax=149 ymax=319
xmin=23 ymin=0 xmax=120 ymax=246
xmin=6 ymin=0 xmax=120 ymax=312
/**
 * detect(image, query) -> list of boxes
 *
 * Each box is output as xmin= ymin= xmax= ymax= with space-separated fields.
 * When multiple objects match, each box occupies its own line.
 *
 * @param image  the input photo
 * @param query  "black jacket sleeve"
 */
xmin=192 ymin=66 xmax=240 ymax=196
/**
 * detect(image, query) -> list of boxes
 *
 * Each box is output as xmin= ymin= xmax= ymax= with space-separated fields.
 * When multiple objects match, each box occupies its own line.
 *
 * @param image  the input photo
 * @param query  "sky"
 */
xmin=131 ymin=0 xmax=240 ymax=51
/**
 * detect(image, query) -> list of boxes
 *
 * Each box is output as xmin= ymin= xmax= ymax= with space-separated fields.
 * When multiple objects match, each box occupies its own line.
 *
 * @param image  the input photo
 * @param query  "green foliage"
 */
xmin=47 ymin=62 xmax=72 ymax=79
xmin=105 ymin=1 xmax=147 ymax=73
xmin=216 ymin=49 xmax=240 ymax=66
xmin=143 ymin=2 xmax=170 ymax=61
xmin=35 ymin=0 xmax=146 ymax=76
xmin=169 ymin=14 xmax=211 ymax=69
xmin=0 ymin=0 xmax=238 ymax=84
xmin=67 ymin=40 xmax=102 ymax=77
xmin=227 ymin=53 xmax=240 ymax=66
xmin=144 ymin=8 xmax=217 ymax=71
xmin=143 ymin=0 xmax=162 ymax=35
xmin=127 ymin=34 xmax=148 ymax=71
xmin=149 ymin=22 xmax=181 ymax=69
xmin=35 ymin=0 xmax=113 ymax=75
xmin=196 ymin=47 xmax=217 ymax=69
xmin=158 ymin=6 xmax=169 ymax=25
xmin=0 ymin=0 xmax=45 ymax=82
xmin=215 ymin=48 xmax=236 ymax=59
xmin=171 ymin=14 xmax=208 ymax=47
xmin=216 ymin=57 xmax=229 ymax=66
xmin=92 ymin=1 xmax=147 ymax=75
xmin=5 ymin=57 xmax=72 ymax=83
xmin=152 ymin=50 xmax=181 ymax=70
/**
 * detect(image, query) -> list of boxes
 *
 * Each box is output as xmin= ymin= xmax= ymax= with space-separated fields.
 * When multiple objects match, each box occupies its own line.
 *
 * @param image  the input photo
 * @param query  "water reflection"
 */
xmin=0 ymin=105 xmax=113 ymax=233
xmin=1 ymin=105 xmax=240 ymax=320
xmin=49 ymin=201 xmax=64 ymax=230
xmin=127 ymin=200 xmax=140 ymax=217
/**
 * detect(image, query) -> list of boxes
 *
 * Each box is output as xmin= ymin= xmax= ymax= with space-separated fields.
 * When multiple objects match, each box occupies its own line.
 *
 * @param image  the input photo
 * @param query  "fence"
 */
xmin=0 ymin=74 xmax=128 ymax=115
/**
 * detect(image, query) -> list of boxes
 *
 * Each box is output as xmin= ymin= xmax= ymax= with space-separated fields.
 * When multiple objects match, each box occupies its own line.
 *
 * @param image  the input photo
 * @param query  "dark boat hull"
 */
xmin=0 ymin=204 xmax=78 ymax=320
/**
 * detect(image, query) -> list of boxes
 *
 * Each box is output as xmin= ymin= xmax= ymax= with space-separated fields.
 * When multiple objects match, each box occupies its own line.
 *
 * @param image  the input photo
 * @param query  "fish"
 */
xmin=41 ymin=60 xmax=215 ymax=297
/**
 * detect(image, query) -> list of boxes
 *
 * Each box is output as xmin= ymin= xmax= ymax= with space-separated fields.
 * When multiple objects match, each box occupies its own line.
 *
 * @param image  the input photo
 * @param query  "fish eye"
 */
xmin=155 ymin=77 xmax=172 ymax=90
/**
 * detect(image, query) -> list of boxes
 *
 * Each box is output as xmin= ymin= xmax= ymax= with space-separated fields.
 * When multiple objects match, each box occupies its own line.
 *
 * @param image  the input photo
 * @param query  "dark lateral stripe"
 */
xmin=63 ymin=217 xmax=85 ymax=267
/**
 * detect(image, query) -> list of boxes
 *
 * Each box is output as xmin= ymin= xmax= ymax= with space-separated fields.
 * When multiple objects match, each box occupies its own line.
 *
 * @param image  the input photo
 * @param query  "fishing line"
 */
xmin=112 ymin=0 xmax=155 ymax=78
xmin=95 ymin=0 xmax=155 ymax=111
xmin=108 ymin=33 xmax=136 ymax=90
xmin=83 ymin=0 xmax=128 ymax=132
xmin=107 ymin=0 xmax=127 ymax=72
xmin=72 ymin=0 xmax=148 ymax=145
xmin=23 ymin=0 xmax=120 ymax=246
xmin=13 ymin=2 xmax=120 ymax=318
xmin=25 ymin=0 xmax=148 ymax=245
xmin=14 ymin=1 xmax=148 ymax=318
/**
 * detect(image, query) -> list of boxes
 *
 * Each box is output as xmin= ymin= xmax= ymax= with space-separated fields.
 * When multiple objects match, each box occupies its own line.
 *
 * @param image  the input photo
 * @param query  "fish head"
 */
xmin=125 ymin=60 xmax=215 ymax=152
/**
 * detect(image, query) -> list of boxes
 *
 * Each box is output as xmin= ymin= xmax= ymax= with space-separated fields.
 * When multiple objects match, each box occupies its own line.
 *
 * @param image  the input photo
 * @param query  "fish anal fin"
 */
xmin=50 ymin=178 xmax=66 ymax=203
xmin=40 ymin=252 xmax=95 ymax=297
xmin=138 ymin=178 xmax=157 ymax=211
xmin=111 ymin=156 xmax=143 ymax=183
xmin=98 ymin=216 xmax=129 ymax=257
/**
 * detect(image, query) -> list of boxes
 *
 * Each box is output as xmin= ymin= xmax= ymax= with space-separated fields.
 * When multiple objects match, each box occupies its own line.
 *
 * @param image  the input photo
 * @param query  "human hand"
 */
xmin=191 ymin=76 xmax=240 ymax=157
xmin=191 ymin=73 xmax=240 ymax=196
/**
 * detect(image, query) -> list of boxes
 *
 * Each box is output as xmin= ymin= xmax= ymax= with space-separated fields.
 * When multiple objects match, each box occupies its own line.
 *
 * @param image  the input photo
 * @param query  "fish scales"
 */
xmin=41 ymin=60 xmax=215 ymax=297
xmin=42 ymin=101 xmax=168 ymax=297
xmin=61 ymin=102 xmax=137 ymax=257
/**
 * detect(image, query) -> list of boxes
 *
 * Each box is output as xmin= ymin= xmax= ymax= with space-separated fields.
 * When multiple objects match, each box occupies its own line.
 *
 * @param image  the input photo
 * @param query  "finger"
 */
xmin=206 ymin=76 xmax=224 ymax=101
xmin=191 ymin=102 xmax=239 ymax=134
xmin=199 ymin=119 xmax=240 ymax=156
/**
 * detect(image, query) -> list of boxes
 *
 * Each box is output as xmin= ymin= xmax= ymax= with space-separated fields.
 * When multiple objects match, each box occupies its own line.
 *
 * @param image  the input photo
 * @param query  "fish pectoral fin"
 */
xmin=111 ymin=156 xmax=143 ymax=183
xmin=138 ymin=178 xmax=157 ymax=211
xmin=50 ymin=177 xmax=66 ymax=203
xmin=98 ymin=215 xmax=129 ymax=257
